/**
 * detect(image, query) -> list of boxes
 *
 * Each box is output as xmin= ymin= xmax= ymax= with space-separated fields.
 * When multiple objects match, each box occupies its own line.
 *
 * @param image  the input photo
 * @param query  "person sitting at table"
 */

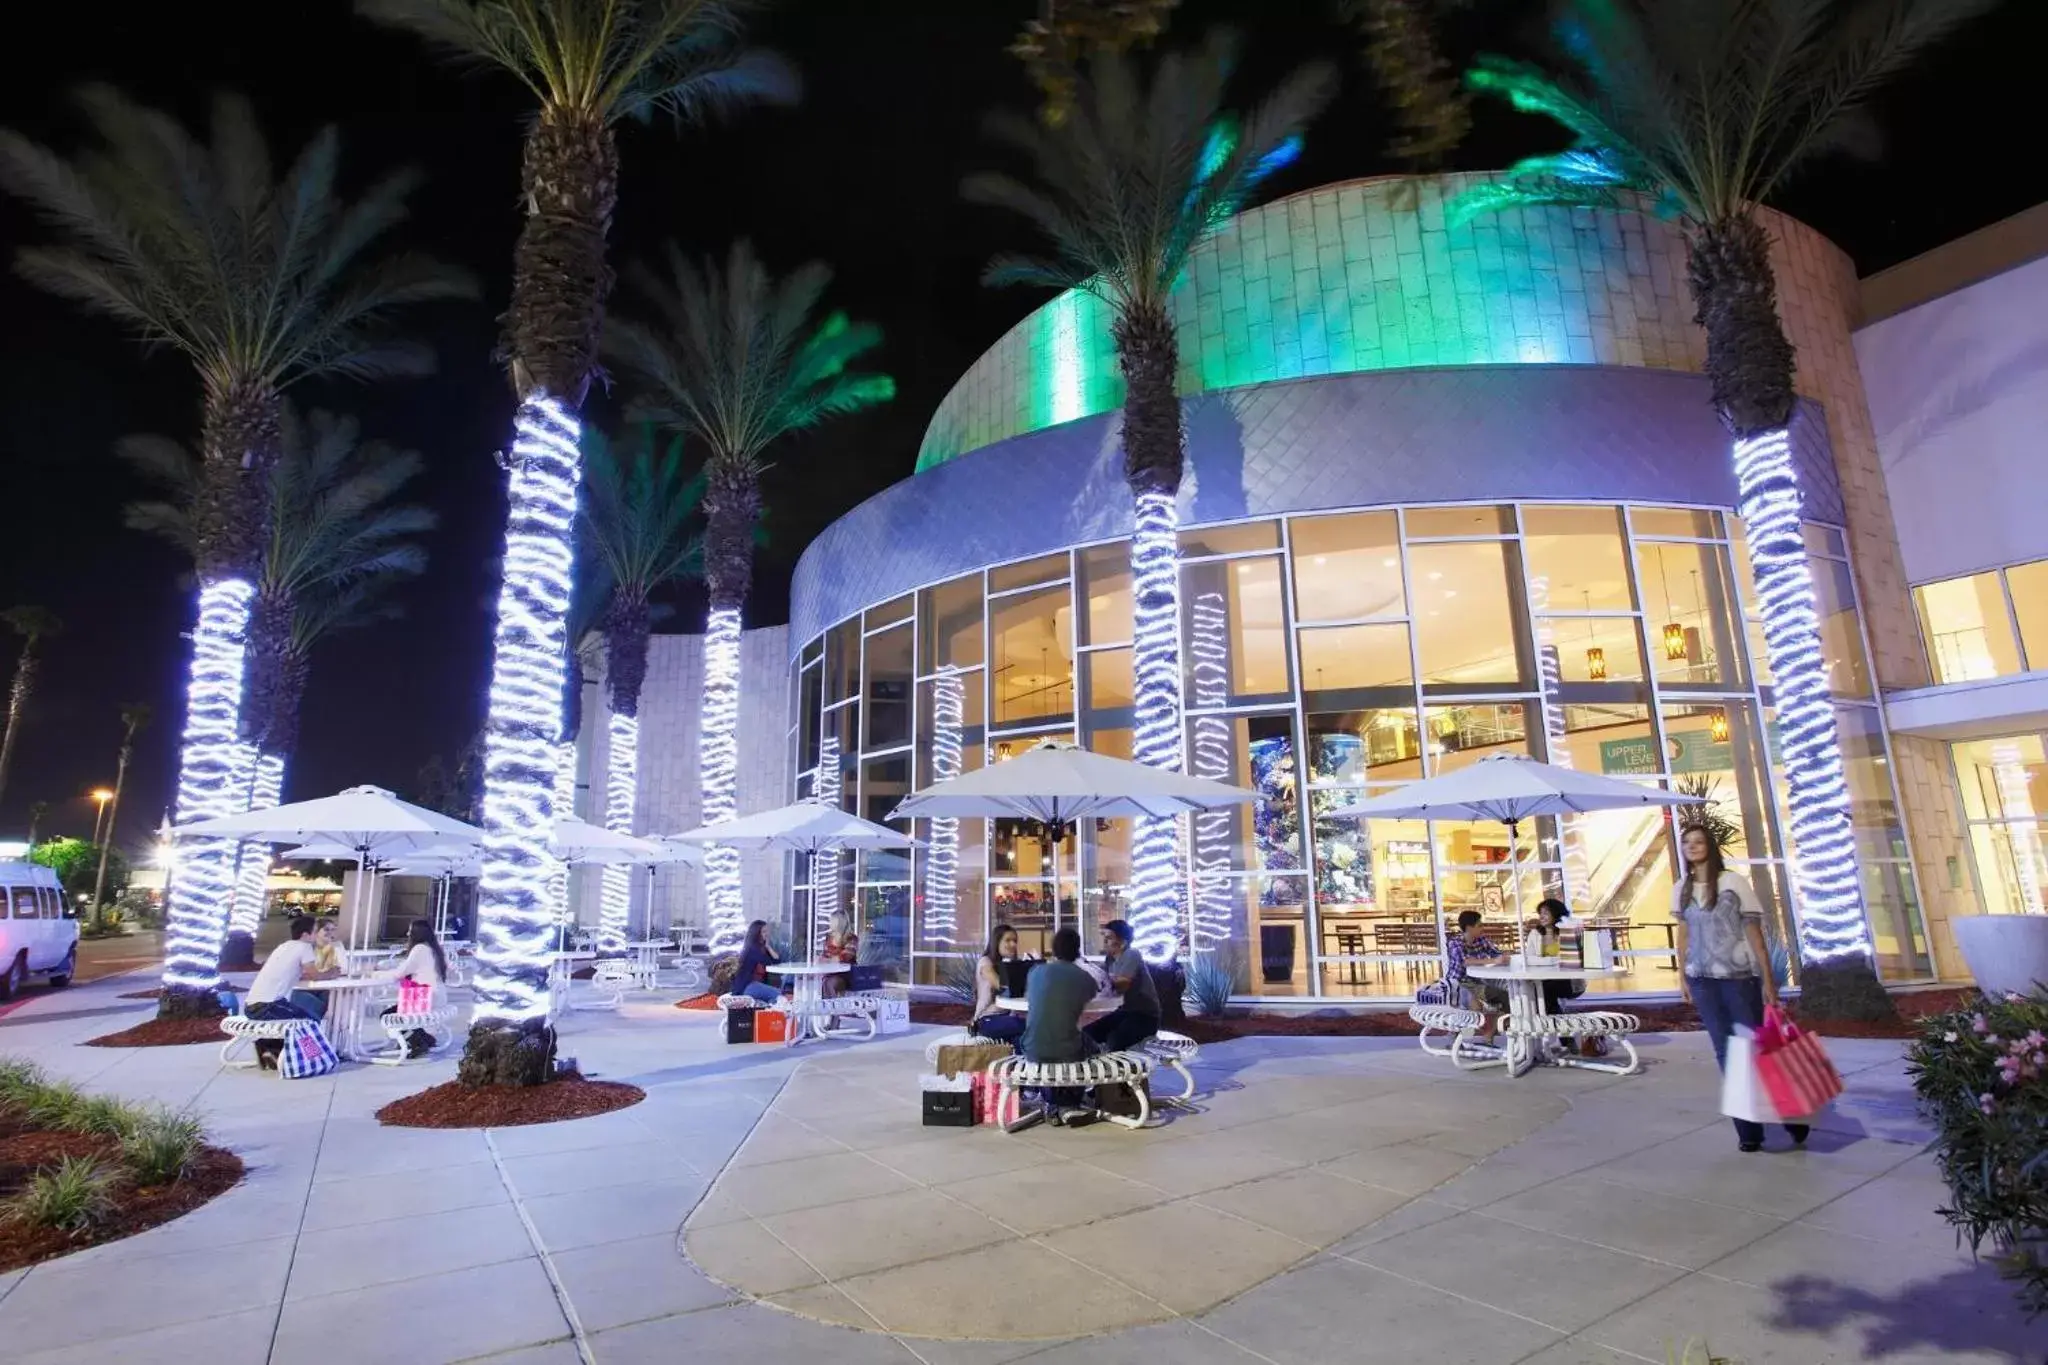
xmin=972 ymin=923 xmax=1026 ymax=1043
xmin=1082 ymin=918 xmax=1160 ymax=1052
xmin=732 ymin=919 xmax=784 ymax=1007
xmin=245 ymin=914 xmax=340 ymax=1070
xmin=1445 ymin=909 xmax=1510 ymax=1043
xmin=1523 ymin=898 xmax=1596 ymax=1055
xmin=374 ymin=919 xmax=447 ymax=1059
xmin=1022 ymin=926 xmax=1101 ymax=1123
xmin=819 ymin=911 xmax=858 ymax=997
xmin=311 ymin=918 xmax=341 ymax=976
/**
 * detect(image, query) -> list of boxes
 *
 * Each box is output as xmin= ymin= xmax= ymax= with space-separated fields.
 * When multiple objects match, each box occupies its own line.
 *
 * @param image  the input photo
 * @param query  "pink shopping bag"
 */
xmin=1753 ymin=1004 xmax=1843 ymax=1118
xmin=396 ymin=979 xmax=433 ymax=1015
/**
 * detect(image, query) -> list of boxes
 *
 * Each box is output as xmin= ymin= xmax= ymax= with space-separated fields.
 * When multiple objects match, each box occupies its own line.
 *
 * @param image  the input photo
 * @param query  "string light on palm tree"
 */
xmin=1450 ymin=0 xmax=1995 ymax=1018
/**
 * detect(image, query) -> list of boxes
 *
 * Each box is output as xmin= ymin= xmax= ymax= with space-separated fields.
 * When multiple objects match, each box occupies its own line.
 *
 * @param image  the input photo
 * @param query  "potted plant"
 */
xmin=1905 ymin=989 xmax=2048 ymax=1320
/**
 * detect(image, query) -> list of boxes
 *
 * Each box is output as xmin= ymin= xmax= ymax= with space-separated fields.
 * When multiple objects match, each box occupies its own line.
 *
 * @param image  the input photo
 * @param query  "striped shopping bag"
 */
xmin=1752 ymin=1004 xmax=1843 ymax=1118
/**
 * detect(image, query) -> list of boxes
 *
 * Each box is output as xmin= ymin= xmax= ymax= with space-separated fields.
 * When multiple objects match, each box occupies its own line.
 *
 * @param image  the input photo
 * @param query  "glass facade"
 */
xmin=1952 ymin=734 xmax=2048 ymax=917
xmin=789 ymin=502 xmax=1926 ymax=997
xmin=1913 ymin=554 xmax=2048 ymax=684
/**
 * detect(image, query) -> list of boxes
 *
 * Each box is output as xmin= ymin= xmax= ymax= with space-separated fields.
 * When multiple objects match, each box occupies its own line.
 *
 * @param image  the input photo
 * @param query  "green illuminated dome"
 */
xmin=918 ymin=171 xmax=1718 ymax=472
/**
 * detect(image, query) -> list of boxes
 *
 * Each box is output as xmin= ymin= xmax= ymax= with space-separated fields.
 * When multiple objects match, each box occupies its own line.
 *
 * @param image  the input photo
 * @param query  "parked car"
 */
xmin=0 ymin=862 xmax=78 ymax=998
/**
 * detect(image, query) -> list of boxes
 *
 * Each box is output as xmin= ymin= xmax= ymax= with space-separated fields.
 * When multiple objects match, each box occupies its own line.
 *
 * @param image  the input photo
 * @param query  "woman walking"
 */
xmin=1674 ymin=825 xmax=1810 ymax=1153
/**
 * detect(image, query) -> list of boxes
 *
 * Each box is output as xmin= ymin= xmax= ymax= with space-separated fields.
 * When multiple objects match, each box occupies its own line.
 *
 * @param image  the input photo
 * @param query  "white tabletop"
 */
xmin=627 ymin=940 xmax=671 ymax=949
xmin=296 ymin=977 xmax=381 ymax=992
xmin=1467 ymin=962 xmax=1629 ymax=982
xmin=768 ymin=963 xmax=850 ymax=977
xmin=993 ymin=993 xmax=1118 ymax=1013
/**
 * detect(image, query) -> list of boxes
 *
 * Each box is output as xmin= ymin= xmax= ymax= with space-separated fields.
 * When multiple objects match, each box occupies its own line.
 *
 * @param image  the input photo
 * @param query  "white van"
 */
xmin=0 ymin=862 xmax=78 ymax=998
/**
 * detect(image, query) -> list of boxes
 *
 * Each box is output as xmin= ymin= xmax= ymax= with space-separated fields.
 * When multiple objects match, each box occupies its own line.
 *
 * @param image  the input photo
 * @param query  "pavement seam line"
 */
xmin=264 ymin=1070 xmax=337 ymax=1362
xmin=485 ymin=1127 xmax=596 ymax=1365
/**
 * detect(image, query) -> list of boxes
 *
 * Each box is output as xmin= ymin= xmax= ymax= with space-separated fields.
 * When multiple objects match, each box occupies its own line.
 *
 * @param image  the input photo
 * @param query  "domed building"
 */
xmin=586 ymin=173 xmax=2048 ymax=1003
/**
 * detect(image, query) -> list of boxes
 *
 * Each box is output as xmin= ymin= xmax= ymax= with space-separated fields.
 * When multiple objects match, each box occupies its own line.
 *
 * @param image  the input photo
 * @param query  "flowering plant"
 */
xmin=1906 ymin=987 xmax=2048 ymax=1318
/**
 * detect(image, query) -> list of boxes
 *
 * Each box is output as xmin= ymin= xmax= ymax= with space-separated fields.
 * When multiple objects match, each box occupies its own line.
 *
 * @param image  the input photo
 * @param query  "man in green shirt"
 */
xmin=1022 ymin=926 xmax=1097 ymax=1063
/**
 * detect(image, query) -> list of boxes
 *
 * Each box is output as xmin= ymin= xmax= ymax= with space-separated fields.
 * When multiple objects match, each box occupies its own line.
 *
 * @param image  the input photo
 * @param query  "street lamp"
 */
xmin=90 ymin=788 xmax=116 ymax=845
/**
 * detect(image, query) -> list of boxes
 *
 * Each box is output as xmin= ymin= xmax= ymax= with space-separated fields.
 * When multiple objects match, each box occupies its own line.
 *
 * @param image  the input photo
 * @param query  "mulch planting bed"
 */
xmin=375 ymin=1072 xmax=645 ymax=1129
xmin=0 ymin=1116 xmax=243 ymax=1273
xmin=85 ymin=1015 xmax=228 ymax=1048
xmin=675 ymin=993 xmax=720 ymax=1011
xmin=118 ymin=989 xmax=162 ymax=1000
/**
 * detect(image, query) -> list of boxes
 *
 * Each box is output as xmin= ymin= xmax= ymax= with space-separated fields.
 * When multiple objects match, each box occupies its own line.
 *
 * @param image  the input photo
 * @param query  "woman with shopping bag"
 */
xmin=1673 ymin=825 xmax=1812 ymax=1153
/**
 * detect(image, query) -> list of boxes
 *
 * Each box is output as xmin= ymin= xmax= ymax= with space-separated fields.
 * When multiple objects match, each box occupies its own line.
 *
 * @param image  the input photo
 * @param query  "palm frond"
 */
xmin=967 ymin=28 xmax=1335 ymax=313
xmin=359 ymin=0 xmax=794 ymax=126
xmin=602 ymin=238 xmax=893 ymax=469
xmin=1460 ymin=0 xmax=1994 ymax=227
xmin=0 ymin=85 xmax=471 ymax=394
xmin=579 ymin=423 xmax=705 ymax=597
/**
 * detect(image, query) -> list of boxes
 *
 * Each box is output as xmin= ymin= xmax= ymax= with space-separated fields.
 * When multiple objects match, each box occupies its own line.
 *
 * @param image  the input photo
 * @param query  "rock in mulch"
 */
xmin=375 ymin=1072 xmax=645 ymax=1129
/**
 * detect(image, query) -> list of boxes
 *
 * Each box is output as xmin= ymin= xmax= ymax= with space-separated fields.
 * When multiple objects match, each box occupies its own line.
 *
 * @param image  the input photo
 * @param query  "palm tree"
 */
xmin=580 ymin=425 xmax=702 ymax=952
xmin=358 ymin=0 xmax=795 ymax=1076
xmin=963 ymin=30 xmax=1334 ymax=962
xmin=0 ymin=89 xmax=468 ymax=1015
xmin=1453 ymin=0 xmax=1991 ymax=1020
xmin=604 ymin=240 xmax=894 ymax=952
xmin=1010 ymin=0 xmax=1181 ymax=125
xmin=0 ymin=607 xmax=62 ymax=807
xmin=91 ymin=703 xmax=153 ymax=927
xmin=121 ymin=406 xmax=436 ymax=939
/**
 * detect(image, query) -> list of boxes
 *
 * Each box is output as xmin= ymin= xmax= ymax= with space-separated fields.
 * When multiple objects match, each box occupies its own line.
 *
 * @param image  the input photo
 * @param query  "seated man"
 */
xmin=1082 ymin=918 xmax=1160 ymax=1053
xmin=1020 ymin=926 xmax=1100 ymax=1124
xmin=1445 ymin=909 xmax=1510 ymax=1042
xmin=244 ymin=914 xmax=340 ymax=1070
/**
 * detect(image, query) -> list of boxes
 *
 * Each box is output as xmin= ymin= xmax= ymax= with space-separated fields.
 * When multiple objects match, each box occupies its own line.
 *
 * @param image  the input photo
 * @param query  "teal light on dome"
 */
xmin=918 ymin=174 xmax=1659 ymax=473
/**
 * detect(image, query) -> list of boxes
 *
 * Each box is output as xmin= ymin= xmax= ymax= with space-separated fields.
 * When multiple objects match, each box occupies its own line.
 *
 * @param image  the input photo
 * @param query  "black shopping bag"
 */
xmin=724 ymin=1005 xmax=756 ymax=1044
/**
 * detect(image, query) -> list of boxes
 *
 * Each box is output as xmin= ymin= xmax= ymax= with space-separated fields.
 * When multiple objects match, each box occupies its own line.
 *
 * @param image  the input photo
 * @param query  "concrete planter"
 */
xmin=1952 ymin=915 xmax=2048 ymax=997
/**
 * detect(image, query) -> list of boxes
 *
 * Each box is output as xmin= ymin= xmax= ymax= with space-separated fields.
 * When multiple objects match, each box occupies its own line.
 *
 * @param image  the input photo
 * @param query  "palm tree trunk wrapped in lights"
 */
xmin=1453 ymin=0 xmax=1994 ymax=1018
xmin=362 ymin=0 xmax=793 ymax=1081
xmin=122 ymin=408 xmax=437 ymax=946
xmin=921 ymin=671 xmax=965 ymax=946
xmin=0 ymin=91 xmax=467 ymax=1016
xmin=579 ymin=427 xmax=702 ymax=955
xmin=604 ymin=242 xmax=894 ymax=955
xmin=966 ymin=29 xmax=1335 ymax=962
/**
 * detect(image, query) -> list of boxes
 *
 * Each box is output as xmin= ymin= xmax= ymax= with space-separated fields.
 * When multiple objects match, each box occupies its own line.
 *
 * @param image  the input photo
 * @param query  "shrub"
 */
xmin=0 ymin=1056 xmax=45 ymax=1110
xmin=937 ymin=952 xmax=979 ymax=1007
xmin=1906 ymin=988 xmax=2048 ymax=1319
xmin=20 ymin=1079 xmax=95 ymax=1131
xmin=708 ymin=953 xmax=739 ymax=995
xmin=121 ymin=1110 xmax=205 ymax=1186
xmin=69 ymin=1093 xmax=147 ymax=1139
xmin=3 ymin=1155 xmax=118 ymax=1234
xmin=1183 ymin=948 xmax=1244 ymax=1018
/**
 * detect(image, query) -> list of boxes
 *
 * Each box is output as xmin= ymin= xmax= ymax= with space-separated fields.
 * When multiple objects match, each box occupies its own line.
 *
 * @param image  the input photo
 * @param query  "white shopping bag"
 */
xmin=876 ymin=994 xmax=910 ymax=1036
xmin=1720 ymin=1027 xmax=1782 ymax=1125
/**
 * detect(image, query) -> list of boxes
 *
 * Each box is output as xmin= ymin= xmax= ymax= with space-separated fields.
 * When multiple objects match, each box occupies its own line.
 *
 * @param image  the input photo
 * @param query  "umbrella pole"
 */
xmin=1507 ymin=820 xmax=1524 ymax=930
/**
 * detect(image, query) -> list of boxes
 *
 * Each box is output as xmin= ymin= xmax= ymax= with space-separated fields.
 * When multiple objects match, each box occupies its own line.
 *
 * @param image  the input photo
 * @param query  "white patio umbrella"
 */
xmin=549 ymin=817 xmax=666 ymax=866
xmin=181 ymin=786 xmax=480 ymax=951
xmin=1323 ymin=753 xmax=1704 ymax=919
xmin=671 ymin=800 xmax=918 ymax=952
xmin=383 ymin=844 xmax=483 ymax=939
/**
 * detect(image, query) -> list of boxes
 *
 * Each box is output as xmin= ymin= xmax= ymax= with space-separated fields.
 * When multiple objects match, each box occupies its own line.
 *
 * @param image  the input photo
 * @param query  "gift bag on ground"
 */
xmin=920 ymin=1073 xmax=976 ymax=1127
xmin=971 ymin=1071 xmax=1021 ymax=1127
xmin=1753 ymin=1004 xmax=1843 ymax=1118
xmin=754 ymin=1009 xmax=790 ymax=1044
xmin=936 ymin=1041 xmax=1013 ymax=1078
xmin=1720 ymin=1028 xmax=1780 ymax=1124
xmin=396 ymin=979 xmax=433 ymax=1014
xmin=875 ymin=994 xmax=910 ymax=1035
xmin=1097 ymin=1077 xmax=1151 ymax=1122
xmin=723 ymin=1005 xmax=756 ymax=1044
xmin=280 ymin=1021 xmax=339 ymax=1079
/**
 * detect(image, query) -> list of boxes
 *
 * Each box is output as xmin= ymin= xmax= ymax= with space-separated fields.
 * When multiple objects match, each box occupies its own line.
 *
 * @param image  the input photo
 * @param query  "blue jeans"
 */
xmin=739 ymin=982 xmax=781 ymax=1007
xmin=973 ymin=1011 xmax=1024 ymax=1043
xmin=287 ymin=989 xmax=328 ymax=1022
xmin=1689 ymin=974 xmax=1809 ymax=1148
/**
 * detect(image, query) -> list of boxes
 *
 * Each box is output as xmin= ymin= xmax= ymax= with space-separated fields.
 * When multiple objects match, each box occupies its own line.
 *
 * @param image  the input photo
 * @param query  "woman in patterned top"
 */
xmin=1674 ymin=824 xmax=1809 ymax=1153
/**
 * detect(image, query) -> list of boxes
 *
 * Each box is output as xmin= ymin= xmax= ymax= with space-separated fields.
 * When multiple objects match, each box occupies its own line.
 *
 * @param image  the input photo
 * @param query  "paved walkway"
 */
xmin=0 ymin=973 xmax=2038 ymax=1364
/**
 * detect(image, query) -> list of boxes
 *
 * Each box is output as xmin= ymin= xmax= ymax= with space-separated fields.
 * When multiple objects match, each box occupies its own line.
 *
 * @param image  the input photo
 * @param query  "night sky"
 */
xmin=0 ymin=0 xmax=2039 ymax=852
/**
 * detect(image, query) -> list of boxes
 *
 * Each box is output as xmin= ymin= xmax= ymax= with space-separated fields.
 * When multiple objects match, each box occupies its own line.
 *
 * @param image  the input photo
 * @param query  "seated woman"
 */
xmin=375 ymin=919 xmax=448 ymax=1058
xmin=819 ymin=911 xmax=858 ymax=996
xmin=732 ymin=919 xmax=784 ymax=1007
xmin=971 ymin=923 xmax=1026 ymax=1043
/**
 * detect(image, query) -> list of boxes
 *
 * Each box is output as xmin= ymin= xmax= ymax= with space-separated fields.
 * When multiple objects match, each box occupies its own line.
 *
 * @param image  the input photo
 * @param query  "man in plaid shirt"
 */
xmin=1444 ymin=909 xmax=1510 ymax=1041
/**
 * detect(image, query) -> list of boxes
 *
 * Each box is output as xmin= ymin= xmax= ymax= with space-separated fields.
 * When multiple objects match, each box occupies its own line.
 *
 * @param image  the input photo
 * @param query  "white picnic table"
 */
xmin=624 ymin=940 xmax=670 ymax=990
xmin=992 ymin=992 xmax=1120 ymax=1022
xmin=766 ymin=962 xmax=850 ymax=1046
xmin=1465 ymin=961 xmax=1631 ymax=1077
xmin=295 ymin=977 xmax=387 ymax=1062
